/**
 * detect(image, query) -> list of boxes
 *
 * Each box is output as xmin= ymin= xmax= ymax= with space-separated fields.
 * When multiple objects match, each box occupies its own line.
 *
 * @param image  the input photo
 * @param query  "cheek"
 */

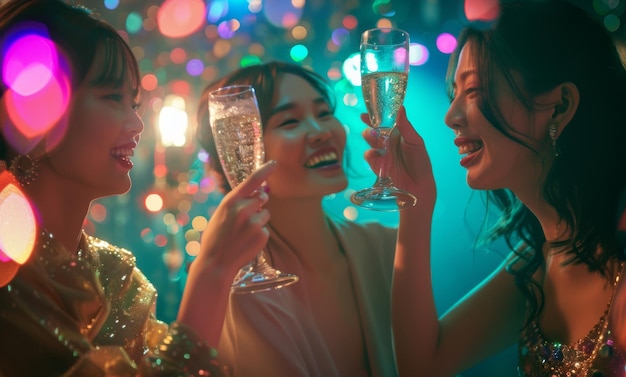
xmin=263 ymin=133 xmax=301 ymax=161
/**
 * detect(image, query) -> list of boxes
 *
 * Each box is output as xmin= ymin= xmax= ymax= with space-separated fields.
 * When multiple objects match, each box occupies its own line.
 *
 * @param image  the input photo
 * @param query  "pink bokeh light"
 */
xmin=157 ymin=0 xmax=206 ymax=38
xmin=1 ymin=24 xmax=72 ymax=154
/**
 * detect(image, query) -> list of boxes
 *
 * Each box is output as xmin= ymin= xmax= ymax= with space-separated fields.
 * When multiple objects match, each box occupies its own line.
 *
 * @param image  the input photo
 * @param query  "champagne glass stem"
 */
xmin=231 ymin=248 xmax=296 ymax=294
xmin=374 ymin=128 xmax=393 ymax=187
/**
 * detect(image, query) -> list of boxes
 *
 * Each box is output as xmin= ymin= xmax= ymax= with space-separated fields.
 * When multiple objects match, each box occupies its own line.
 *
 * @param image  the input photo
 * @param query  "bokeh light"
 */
xmin=1 ymin=23 xmax=72 ymax=154
xmin=125 ymin=12 xmax=143 ymax=34
xmin=289 ymin=44 xmax=308 ymax=62
xmin=89 ymin=203 xmax=108 ymax=223
xmin=186 ymin=59 xmax=204 ymax=76
xmin=409 ymin=43 xmax=430 ymax=66
xmin=436 ymin=33 xmax=457 ymax=54
xmin=264 ymin=0 xmax=304 ymax=28
xmin=145 ymin=193 xmax=164 ymax=212
xmin=157 ymin=0 xmax=207 ymax=38
xmin=0 ymin=171 xmax=36 ymax=265
xmin=464 ymin=0 xmax=500 ymax=21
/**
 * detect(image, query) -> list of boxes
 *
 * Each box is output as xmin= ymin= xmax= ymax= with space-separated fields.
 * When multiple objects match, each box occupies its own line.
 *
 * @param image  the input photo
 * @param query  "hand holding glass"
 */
xmin=351 ymin=28 xmax=417 ymax=211
xmin=208 ymin=85 xmax=298 ymax=293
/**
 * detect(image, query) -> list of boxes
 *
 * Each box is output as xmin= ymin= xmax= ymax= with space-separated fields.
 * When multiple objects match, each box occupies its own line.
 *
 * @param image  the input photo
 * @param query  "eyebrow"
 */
xmin=451 ymin=69 xmax=479 ymax=90
xmin=270 ymin=97 xmax=328 ymax=117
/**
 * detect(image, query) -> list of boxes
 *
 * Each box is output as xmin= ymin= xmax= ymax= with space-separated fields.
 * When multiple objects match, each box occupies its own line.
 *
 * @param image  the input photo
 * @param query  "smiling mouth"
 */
xmin=458 ymin=140 xmax=483 ymax=156
xmin=305 ymin=151 xmax=339 ymax=168
xmin=111 ymin=147 xmax=134 ymax=162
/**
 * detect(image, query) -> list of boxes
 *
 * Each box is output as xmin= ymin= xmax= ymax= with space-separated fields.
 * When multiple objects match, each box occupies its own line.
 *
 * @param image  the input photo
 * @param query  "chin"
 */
xmin=466 ymin=174 xmax=492 ymax=191
xmin=110 ymin=180 xmax=132 ymax=195
xmin=329 ymin=177 xmax=349 ymax=193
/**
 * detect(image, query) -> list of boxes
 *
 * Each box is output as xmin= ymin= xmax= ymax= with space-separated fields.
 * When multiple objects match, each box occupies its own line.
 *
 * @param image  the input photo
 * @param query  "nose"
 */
xmin=126 ymin=111 xmax=144 ymax=138
xmin=305 ymin=118 xmax=332 ymax=144
xmin=444 ymin=98 xmax=464 ymax=131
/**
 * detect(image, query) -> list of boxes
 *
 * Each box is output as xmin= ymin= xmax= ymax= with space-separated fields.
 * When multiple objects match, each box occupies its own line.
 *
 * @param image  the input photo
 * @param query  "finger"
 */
xmin=364 ymin=149 xmax=383 ymax=172
xmin=361 ymin=128 xmax=379 ymax=147
xmin=396 ymin=106 xmax=423 ymax=147
xmin=231 ymin=160 xmax=277 ymax=199
xmin=237 ymin=196 xmax=269 ymax=218
xmin=248 ymin=189 xmax=269 ymax=211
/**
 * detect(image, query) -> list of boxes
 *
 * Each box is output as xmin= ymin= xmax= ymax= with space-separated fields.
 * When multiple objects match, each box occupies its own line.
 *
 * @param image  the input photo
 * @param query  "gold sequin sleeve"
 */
xmin=0 ymin=232 xmax=227 ymax=377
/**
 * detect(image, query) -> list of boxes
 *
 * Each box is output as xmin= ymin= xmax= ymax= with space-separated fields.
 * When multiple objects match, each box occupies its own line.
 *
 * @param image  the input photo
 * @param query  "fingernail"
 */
xmin=263 ymin=185 xmax=270 ymax=194
xmin=259 ymin=191 xmax=269 ymax=203
xmin=370 ymin=128 xmax=380 ymax=138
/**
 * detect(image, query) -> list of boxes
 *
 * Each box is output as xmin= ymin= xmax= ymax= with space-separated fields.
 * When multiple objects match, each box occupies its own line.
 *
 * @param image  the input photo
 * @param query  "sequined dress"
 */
xmin=518 ymin=264 xmax=626 ymax=376
xmin=0 ymin=231 xmax=225 ymax=377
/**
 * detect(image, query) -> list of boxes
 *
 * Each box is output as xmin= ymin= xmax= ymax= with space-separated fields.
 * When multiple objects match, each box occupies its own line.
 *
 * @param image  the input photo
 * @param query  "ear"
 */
xmin=550 ymin=82 xmax=580 ymax=136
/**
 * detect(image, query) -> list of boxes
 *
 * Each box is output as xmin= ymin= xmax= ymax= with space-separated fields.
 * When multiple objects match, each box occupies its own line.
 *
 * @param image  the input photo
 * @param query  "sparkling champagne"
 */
xmin=361 ymin=71 xmax=408 ymax=129
xmin=212 ymin=114 xmax=264 ymax=188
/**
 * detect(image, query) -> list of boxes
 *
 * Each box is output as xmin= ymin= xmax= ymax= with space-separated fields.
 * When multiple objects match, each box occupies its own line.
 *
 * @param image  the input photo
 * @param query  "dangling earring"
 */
xmin=9 ymin=154 xmax=39 ymax=186
xmin=548 ymin=123 xmax=560 ymax=157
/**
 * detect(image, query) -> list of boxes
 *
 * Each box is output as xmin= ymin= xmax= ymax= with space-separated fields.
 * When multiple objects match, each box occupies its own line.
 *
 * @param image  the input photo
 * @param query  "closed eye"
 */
xmin=104 ymin=93 xmax=123 ymax=102
xmin=317 ymin=110 xmax=333 ymax=119
xmin=277 ymin=118 xmax=299 ymax=128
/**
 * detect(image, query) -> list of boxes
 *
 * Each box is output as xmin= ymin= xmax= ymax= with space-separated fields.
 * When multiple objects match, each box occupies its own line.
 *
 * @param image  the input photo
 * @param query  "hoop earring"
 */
xmin=9 ymin=154 xmax=39 ymax=186
xmin=548 ymin=123 xmax=560 ymax=157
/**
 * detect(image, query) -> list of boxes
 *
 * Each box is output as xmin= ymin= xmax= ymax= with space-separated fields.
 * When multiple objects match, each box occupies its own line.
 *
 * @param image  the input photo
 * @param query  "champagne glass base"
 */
xmin=231 ymin=265 xmax=299 ymax=294
xmin=350 ymin=186 xmax=417 ymax=211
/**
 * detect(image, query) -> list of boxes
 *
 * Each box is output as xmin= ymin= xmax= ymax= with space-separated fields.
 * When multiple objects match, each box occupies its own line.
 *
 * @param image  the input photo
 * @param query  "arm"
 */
xmin=177 ymin=160 xmax=276 ymax=346
xmin=362 ymin=108 xmax=525 ymax=376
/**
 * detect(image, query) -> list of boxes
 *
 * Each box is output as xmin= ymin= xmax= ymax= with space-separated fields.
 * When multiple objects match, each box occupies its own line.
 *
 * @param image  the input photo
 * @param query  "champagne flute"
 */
xmin=209 ymin=85 xmax=299 ymax=294
xmin=351 ymin=27 xmax=417 ymax=211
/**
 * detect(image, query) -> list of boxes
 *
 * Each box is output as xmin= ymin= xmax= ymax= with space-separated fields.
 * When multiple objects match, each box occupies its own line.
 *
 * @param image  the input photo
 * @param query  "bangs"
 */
xmin=90 ymin=33 xmax=141 ymax=102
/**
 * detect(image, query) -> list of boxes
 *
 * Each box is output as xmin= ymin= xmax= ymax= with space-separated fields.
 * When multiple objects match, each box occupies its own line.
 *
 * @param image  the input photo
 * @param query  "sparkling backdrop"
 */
xmin=75 ymin=1 xmax=626 ymax=375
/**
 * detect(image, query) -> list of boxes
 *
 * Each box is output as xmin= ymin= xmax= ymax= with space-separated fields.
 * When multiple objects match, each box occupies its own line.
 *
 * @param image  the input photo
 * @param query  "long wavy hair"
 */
xmin=445 ymin=0 xmax=626 ymax=326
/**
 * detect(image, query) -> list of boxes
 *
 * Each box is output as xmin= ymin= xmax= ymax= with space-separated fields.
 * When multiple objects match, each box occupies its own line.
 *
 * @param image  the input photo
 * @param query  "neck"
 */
xmin=24 ymin=179 xmax=92 ymax=254
xmin=266 ymin=196 xmax=340 ymax=270
xmin=513 ymin=180 xmax=570 ymax=244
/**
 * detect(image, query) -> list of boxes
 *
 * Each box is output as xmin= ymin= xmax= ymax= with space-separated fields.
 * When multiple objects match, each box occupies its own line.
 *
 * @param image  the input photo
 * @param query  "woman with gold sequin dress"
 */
xmin=359 ymin=1 xmax=626 ymax=376
xmin=0 ymin=1 xmax=274 ymax=375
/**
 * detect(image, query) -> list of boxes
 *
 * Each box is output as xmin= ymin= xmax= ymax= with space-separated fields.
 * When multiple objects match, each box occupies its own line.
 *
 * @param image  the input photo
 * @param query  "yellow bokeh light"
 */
xmin=376 ymin=19 xmax=393 ymax=28
xmin=145 ymin=193 xmax=164 ymax=212
xmin=292 ymin=25 xmax=307 ymax=40
xmin=192 ymin=216 xmax=208 ymax=231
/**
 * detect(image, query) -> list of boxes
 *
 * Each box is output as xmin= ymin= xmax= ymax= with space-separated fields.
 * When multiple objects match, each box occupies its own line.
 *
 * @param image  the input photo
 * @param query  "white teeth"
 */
xmin=305 ymin=151 xmax=338 ymax=168
xmin=111 ymin=148 xmax=134 ymax=158
xmin=458 ymin=141 xmax=482 ymax=155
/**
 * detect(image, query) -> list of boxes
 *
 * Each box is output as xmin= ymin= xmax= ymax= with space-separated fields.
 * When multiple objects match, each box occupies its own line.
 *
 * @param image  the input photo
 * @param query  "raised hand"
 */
xmin=361 ymin=106 xmax=436 ymax=210
xmin=195 ymin=160 xmax=276 ymax=276
xmin=177 ymin=160 xmax=276 ymax=346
